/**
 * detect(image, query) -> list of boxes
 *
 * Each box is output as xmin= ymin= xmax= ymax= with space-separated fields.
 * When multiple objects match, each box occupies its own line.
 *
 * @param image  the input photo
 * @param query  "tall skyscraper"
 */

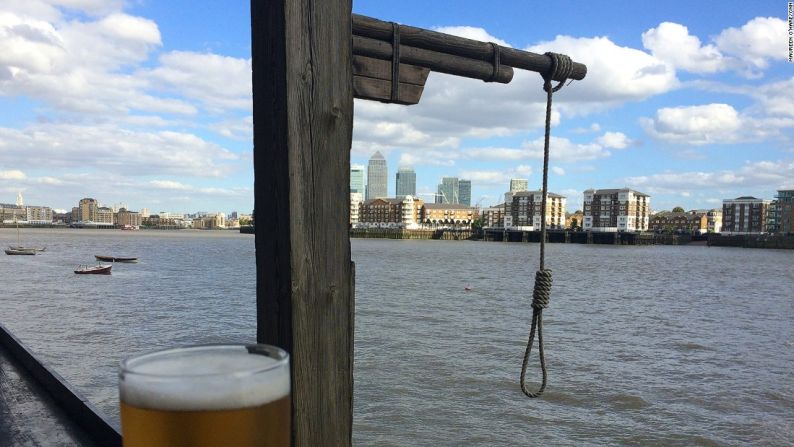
xmin=395 ymin=167 xmax=416 ymax=197
xmin=350 ymin=164 xmax=365 ymax=194
xmin=459 ymin=179 xmax=471 ymax=206
xmin=436 ymin=177 xmax=459 ymax=204
xmin=510 ymin=178 xmax=529 ymax=192
xmin=366 ymin=151 xmax=388 ymax=200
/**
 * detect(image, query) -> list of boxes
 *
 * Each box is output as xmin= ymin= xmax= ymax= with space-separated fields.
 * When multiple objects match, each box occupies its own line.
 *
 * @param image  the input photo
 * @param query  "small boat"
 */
xmin=74 ymin=264 xmax=112 ymax=274
xmin=464 ymin=286 xmax=472 ymax=291
xmin=94 ymin=255 xmax=138 ymax=263
xmin=5 ymin=248 xmax=36 ymax=255
xmin=8 ymin=245 xmax=46 ymax=252
xmin=8 ymin=220 xmax=45 ymax=253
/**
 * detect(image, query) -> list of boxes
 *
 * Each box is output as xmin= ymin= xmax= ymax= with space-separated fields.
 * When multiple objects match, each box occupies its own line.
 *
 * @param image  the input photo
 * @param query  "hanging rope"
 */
xmin=520 ymin=52 xmax=573 ymax=398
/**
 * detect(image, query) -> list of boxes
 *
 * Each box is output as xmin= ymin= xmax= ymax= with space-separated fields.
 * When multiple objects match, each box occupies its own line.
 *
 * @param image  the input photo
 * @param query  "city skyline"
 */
xmin=0 ymin=1 xmax=791 ymax=212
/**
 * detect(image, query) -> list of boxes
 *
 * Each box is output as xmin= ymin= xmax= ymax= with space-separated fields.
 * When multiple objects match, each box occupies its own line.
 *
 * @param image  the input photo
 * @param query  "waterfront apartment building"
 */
xmin=649 ymin=211 xmax=708 ymax=233
xmin=77 ymin=198 xmax=99 ymax=222
xmin=566 ymin=211 xmax=584 ymax=230
xmin=421 ymin=203 xmax=475 ymax=227
xmin=24 ymin=206 xmax=53 ymax=224
xmin=350 ymin=192 xmax=363 ymax=225
xmin=481 ymin=204 xmax=506 ymax=228
xmin=358 ymin=196 xmax=423 ymax=227
xmin=144 ymin=215 xmax=190 ymax=229
xmin=776 ymin=190 xmax=794 ymax=234
xmin=350 ymin=165 xmax=365 ymax=194
xmin=707 ymin=209 xmax=722 ymax=233
xmin=193 ymin=213 xmax=226 ymax=229
xmin=459 ymin=180 xmax=471 ymax=206
xmin=97 ymin=207 xmax=114 ymax=225
xmin=115 ymin=208 xmax=142 ymax=228
xmin=395 ymin=168 xmax=416 ymax=197
xmin=0 ymin=204 xmax=36 ymax=223
xmin=721 ymin=196 xmax=770 ymax=234
xmin=582 ymin=188 xmax=650 ymax=232
xmin=510 ymin=191 xmax=566 ymax=230
xmin=366 ymin=151 xmax=388 ymax=200
xmin=510 ymin=178 xmax=529 ymax=193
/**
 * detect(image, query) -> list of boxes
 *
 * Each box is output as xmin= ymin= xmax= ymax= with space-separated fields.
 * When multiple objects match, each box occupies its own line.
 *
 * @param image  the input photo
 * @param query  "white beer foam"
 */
xmin=120 ymin=348 xmax=290 ymax=411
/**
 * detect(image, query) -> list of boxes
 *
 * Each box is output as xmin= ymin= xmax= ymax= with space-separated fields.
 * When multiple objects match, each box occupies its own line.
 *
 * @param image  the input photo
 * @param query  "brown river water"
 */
xmin=1 ymin=229 xmax=792 ymax=446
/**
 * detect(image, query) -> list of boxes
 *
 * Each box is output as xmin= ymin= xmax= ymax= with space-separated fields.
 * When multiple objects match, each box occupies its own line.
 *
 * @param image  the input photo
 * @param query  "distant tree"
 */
xmin=471 ymin=218 xmax=483 ymax=230
xmin=570 ymin=218 xmax=578 ymax=229
xmin=672 ymin=206 xmax=685 ymax=213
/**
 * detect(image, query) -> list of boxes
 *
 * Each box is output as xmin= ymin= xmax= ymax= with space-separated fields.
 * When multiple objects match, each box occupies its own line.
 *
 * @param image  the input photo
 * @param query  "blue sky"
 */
xmin=0 ymin=1 xmax=791 ymax=213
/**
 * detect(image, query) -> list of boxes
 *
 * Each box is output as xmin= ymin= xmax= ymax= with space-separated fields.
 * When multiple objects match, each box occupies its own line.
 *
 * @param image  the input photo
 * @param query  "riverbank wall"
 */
xmin=707 ymin=234 xmax=794 ymax=249
xmin=350 ymin=229 xmax=794 ymax=249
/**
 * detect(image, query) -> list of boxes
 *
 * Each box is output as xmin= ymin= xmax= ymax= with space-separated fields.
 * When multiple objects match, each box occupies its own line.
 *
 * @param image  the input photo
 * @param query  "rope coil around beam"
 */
xmin=391 ymin=23 xmax=401 ymax=101
xmin=487 ymin=42 xmax=501 ymax=83
xmin=519 ymin=51 xmax=574 ymax=399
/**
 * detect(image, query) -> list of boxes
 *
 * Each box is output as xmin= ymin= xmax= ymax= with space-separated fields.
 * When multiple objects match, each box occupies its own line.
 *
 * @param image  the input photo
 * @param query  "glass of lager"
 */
xmin=119 ymin=344 xmax=290 ymax=447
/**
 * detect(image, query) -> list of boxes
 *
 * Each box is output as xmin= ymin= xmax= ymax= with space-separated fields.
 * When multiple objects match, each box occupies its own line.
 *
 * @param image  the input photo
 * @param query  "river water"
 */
xmin=1 ymin=229 xmax=792 ymax=446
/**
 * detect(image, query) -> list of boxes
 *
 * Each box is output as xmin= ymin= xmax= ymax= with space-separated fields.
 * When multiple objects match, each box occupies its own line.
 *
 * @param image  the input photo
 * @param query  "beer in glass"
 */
xmin=119 ymin=344 xmax=290 ymax=447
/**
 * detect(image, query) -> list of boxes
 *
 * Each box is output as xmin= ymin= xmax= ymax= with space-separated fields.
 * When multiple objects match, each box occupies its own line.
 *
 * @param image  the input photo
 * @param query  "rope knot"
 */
xmin=532 ymin=269 xmax=553 ymax=309
xmin=542 ymin=52 xmax=573 ymax=93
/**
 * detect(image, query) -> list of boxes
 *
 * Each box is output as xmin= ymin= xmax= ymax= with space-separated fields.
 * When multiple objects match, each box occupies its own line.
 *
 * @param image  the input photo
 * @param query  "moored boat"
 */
xmin=5 ymin=248 xmax=36 ymax=255
xmin=8 ymin=246 xmax=46 ymax=252
xmin=94 ymin=255 xmax=138 ymax=263
xmin=74 ymin=264 xmax=112 ymax=274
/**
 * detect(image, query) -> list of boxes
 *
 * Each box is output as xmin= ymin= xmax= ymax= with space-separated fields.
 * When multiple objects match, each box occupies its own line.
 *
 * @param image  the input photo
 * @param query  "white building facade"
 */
xmin=583 ymin=188 xmax=650 ymax=232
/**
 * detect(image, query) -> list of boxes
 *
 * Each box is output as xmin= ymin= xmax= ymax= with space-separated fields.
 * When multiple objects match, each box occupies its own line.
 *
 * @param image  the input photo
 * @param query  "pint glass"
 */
xmin=119 ymin=344 xmax=290 ymax=447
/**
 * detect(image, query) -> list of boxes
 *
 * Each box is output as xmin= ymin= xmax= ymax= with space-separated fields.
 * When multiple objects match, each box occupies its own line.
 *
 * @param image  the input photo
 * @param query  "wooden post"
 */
xmin=251 ymin=1 xmax=354 ymax=446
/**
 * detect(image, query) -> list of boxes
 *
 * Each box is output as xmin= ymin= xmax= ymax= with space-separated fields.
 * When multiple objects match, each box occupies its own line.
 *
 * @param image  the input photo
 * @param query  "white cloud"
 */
xmin=146 ymin=51 xmax=252 ymax=112
xmin=434 ymin=26 xmax=510 ymax=47
xmin=642 ymin=22 xmax=726 ymax=73
xmin=463 ymin=132 xmax=632 ymax=165
xmin=459 ymin=165 xmax=533 ymax=187
xmin=0 ymin=123 xmax=240 ymax=177
xmin=715 ymin=17 xmax=788 ymax=77
xmin=641 ymin=103 xmax=742 ymax=145
xmin=551 ymin=166 xmax=565 ymax=176
xmin=624 ymin=160 xmax=794 ymax=193
xmin=641 ymin=17 xmax=787 ymax=78
xmin=149 ymin=180 xmax=191 ymax=190
xmin=528 ymin=35 xmax=679 ymax=106
xmin=524 ymin=136 xmax=612 ymax=163
xmin=0 ymin=170 xmax=27 ymax=180
xmin=596 ymin=131 xmax=631 ymax=149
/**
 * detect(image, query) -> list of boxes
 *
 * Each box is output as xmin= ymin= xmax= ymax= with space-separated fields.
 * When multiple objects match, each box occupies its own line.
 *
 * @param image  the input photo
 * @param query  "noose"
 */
xmin=520 ymin=52 xmax=573 ymax=398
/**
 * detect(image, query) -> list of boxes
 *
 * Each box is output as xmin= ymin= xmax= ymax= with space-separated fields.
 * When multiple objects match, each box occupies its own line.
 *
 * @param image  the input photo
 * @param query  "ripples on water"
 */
xmin=1 ymin=229 xmax=792 ymax=446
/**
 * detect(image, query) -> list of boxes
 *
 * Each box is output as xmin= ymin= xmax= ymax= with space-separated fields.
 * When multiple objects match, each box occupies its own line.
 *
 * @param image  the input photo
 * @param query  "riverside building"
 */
xmin=358 ymin=196 xmax=423 ymax=228
xmin=350 ymin=192 xmax=363 ymax=225
xmin=649 ymin=211 xmax=708 ymax=233
xmin=776 ymin=190 xmax=793 ymax=234
xmin=509 ymin=191 xmax=566 ymax=230
xmin=582 ymin=188 xmax=650 ymax=232
xmin=721 ymin=196 xmax=770 ymax=234
xmin=421 ymin=203 xmax=476 ymax=228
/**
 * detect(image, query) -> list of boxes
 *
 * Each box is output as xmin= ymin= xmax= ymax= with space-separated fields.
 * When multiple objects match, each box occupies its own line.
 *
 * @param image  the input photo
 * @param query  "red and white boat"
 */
xmin=74 ymin=264 xmax=112 ymax=275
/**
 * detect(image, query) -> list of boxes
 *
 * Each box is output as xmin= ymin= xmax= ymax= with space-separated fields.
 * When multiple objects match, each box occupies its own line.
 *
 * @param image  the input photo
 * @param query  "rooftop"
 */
xmin=512 ymin=190 xmax=566 ymax=198
xmin=423 ymin=203 xmax=475 ymax=210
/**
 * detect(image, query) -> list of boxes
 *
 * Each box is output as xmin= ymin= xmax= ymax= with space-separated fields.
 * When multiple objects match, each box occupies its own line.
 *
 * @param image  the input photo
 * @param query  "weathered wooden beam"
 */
xmin=353 ymin=76 xmax=425 ymax=105
xmin=352 ymin=55 xmax=429 ymax=85
xmin=251 ymin=0 xmax=354 ymax=446
xmin=353 ymin=14 xmax=587 ymax=82
xmin=352 ymin=55 xmax=429 ymax=105
xmin=353 ymin=35 xmax=514 ymax=83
